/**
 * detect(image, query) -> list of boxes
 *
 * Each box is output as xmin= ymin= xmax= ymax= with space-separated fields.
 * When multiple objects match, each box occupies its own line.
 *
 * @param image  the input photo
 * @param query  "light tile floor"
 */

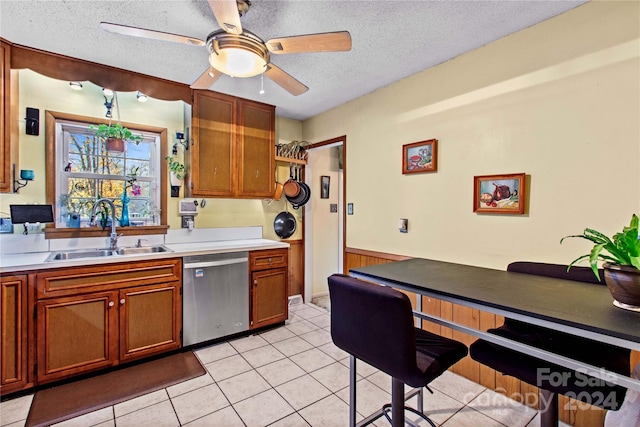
xmin=0 ymin=302 xmax=569 ymax=427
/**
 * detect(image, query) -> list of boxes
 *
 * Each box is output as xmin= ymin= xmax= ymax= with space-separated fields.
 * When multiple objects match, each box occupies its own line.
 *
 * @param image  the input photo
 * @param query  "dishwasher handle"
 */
xmin=184 ymin=257 xmax=248 ymax=269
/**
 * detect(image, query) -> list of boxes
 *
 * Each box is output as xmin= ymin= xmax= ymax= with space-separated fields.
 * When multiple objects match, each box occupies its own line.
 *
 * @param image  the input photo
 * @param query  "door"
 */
xmin=1 ymin=275 xmax=28 ymax=393
xmin=251 ymin=268 xmax=288 ymax=329
xmin=119 ymin=283 xmax=181 ymax=361
xmin=305 ymin=139 xmax=345 ymax=303
xmin=36 ymin=291 xmax=118 ymax=383
xmin=192 ymin=91 xmax=236 ymax=196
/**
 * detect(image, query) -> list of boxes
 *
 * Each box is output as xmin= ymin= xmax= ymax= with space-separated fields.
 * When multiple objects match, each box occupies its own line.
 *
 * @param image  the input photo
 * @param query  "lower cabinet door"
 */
xmin=1 ymin=275 xmax=29 ymax=394
xmin=36 ymin=291 xmax=118 ymax=384
xmin=119 ymin=282 xmax=181 ymax=361
xmin=251 ymin=268 xmax=288 ymax=329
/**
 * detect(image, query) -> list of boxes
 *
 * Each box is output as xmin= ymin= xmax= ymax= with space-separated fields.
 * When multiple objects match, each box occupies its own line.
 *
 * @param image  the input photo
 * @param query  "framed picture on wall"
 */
xmin=473 ymin=173 xmax=525 ymax=214
xmin=402 ymin=139 xmax=437 ymax=174
xmin=321 ymin=176 xmax=330 ymax=199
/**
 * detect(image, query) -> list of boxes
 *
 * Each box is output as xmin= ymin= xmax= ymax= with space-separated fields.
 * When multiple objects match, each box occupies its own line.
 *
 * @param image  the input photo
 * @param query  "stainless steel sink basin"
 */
xmin=116 ymin=245 xmax=173 ymax=255
xmin=45 ymin=249 xmax=117 ymax=262
xmin=45 ymin=245 xmax=172 ymax=262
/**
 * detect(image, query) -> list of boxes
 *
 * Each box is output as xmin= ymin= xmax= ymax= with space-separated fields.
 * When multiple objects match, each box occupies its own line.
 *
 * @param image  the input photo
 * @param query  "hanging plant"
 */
xmin=90 ymin=123 xmax=143 ymax=152
xmin=165 ymin=155 xmax=186 ymax=185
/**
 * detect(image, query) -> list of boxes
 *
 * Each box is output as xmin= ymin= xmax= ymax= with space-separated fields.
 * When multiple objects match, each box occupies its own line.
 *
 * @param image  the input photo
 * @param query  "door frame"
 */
xmin=304 ymin=136 xmax=347 ymax=302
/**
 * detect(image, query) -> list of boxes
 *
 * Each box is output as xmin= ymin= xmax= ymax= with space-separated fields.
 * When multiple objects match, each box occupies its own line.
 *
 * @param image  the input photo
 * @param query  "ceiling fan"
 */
xmin=100 ymin=0 xmax=352 ymax=96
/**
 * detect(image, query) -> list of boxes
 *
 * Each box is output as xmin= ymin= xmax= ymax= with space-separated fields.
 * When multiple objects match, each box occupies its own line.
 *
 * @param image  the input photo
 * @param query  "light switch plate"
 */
xmin=330 ymin=204 xmax=338 ymax=213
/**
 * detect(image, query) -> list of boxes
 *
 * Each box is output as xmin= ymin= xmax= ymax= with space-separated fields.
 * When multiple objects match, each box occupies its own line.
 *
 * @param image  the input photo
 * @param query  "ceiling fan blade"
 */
xmin=190 ymin=68 xmax=222 ymax=89
xmin=264 ymin=64 xmax=308 ymax=96
xmin=208 ymin=0 xmax=243 ymax=35
xmin=266 ymin=31 xmax=352 ymax=54
xmin=100 ymin=22 xmax=205 ymax=46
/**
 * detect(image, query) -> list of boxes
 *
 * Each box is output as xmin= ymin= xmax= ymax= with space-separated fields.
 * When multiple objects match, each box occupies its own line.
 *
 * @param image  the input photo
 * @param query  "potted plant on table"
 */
xmin=90 ymin=123 xmax=143 ymax=152
xmin=561 ymin=213 xmax=640 ymax=311
xmin=165 ymin=155 xmax=186 ymax=186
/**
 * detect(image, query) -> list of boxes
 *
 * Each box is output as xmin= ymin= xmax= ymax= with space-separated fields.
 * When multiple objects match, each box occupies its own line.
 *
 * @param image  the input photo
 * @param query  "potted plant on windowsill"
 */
xmin=90 ymin=123 xmax=143 ymax=152
xmin=561 ymin=213 xmax=640 ymax=311
xmin=165 ymin=155 xmax=185 ymax=186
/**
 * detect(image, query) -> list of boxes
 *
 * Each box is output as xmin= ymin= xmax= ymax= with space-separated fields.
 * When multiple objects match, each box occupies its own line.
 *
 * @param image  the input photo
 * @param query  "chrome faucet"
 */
xmin=90 ymin=198 xmax=119 ymax=250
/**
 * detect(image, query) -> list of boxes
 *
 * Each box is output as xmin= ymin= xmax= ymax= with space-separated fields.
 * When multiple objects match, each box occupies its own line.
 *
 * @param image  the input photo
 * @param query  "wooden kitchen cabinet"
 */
xmin=1 ymin=274 xmax=30 ymax=394
xmin=191 ymin=90 xmax=275 ymax=198
xmin=0 ymin=40 xmax=18 ymax=194
xmin=119 ymin=282 xmax=181 ymax=362
xmin=36 ymin=291 xmax=118 ymax=383
xmin=250 ymin=249 xmax=288 ymax=329
xmin=237 ymin=99 xmax=275 ymax=197
xmin=34 ymin=259 xmax=182 ymax=385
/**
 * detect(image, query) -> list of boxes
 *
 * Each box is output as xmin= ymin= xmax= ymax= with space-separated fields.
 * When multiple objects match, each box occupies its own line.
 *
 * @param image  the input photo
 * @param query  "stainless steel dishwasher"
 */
xmin=182 ymin=252 xmax=249 ymax=346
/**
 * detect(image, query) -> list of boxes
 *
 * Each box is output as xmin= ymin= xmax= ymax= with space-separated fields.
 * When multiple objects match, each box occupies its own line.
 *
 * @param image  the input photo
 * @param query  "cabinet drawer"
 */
xmin=35 ymin=258 xmax=182 ymax=299
xmin=250 ymin=249 xmax=288 ymax=271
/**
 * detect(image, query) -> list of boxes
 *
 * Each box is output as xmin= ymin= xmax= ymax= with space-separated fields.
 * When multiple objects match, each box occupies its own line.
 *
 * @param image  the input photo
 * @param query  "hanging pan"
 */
xmin=273 ymin=167 xmax=284 ymax=201
xmin=287 ymin=166 xmax=311 ymax=209
xmin=283 ymin=165 xmax=300 ymax=198
xmin=274 ymin=210 xmax=296 ymax=239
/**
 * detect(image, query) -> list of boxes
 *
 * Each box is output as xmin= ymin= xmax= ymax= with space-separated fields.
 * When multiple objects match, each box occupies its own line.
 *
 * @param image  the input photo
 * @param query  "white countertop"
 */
xmin=0 ymin=238 xmax=289 ymax=273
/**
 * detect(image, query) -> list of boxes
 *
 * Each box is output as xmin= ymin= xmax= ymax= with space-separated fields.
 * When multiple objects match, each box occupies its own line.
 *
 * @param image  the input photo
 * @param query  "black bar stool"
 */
xmin=328 ymin=274 xmax=468 ymax=427
xmin=469 ymin=262 xmax=631 ymax=427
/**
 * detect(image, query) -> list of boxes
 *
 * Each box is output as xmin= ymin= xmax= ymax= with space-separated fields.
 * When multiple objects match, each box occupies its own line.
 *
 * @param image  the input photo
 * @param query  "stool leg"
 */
xmin=350 ymin=355 xmax=357 ymax=427
xmin=391 ymin=378 xmax=404 ymax=427
xmin=539 ymin=389 xmax=558 ymax=427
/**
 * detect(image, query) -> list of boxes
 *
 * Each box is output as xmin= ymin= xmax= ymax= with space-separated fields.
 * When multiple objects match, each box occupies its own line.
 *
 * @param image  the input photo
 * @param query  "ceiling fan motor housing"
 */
xmin=206 ymin=30 xmax=270 ymax=78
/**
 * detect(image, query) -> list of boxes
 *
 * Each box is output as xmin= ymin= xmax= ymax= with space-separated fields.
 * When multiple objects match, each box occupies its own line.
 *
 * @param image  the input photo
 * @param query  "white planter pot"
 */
xmin=170 ymin=172 xmax=183 ymax=187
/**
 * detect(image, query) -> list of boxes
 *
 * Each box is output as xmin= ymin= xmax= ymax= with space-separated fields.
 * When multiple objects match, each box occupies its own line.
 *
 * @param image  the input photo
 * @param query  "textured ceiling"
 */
xmin=0 ymin=0 xmax=586 ymax=121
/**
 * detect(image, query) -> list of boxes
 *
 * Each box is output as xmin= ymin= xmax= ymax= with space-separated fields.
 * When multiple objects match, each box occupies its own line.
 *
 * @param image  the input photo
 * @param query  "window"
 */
xmin=55 ymin=120 xmax=160 ymax=227
xmin=45 ymin=111 xmax=168 ymax=237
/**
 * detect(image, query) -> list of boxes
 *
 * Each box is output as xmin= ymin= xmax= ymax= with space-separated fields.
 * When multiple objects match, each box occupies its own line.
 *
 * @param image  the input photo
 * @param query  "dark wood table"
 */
xmin=350 ymin=258 xmax=640 ymax=393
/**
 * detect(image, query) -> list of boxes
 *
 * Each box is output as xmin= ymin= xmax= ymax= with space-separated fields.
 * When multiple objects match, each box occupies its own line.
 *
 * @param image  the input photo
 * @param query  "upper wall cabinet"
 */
xmin=191 ymin=91 xmax=275 ymax=198
xmin=189 ymin=91 xmax=275 ymax=198
xmin=0 ymin=40 xmax=17 ymax=194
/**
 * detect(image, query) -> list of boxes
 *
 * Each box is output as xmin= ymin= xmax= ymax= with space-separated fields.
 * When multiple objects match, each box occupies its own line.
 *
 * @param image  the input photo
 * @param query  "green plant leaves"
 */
xmin=561 ymin=214 xmax=640 ymax=280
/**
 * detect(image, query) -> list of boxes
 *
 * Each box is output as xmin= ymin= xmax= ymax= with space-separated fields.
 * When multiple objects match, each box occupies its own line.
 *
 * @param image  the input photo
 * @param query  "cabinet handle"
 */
xmin=214 ymin=167 xmax=217 ymax=176
xmin=254 ymin=280 xmax=258 ymax=285
xmin=120 ymin=298 xmax=126 ymax=305
xmin=108 ymin=301 xmax=115 ymax=307
xmin=256 ymin=170 xmax=259 ymax=178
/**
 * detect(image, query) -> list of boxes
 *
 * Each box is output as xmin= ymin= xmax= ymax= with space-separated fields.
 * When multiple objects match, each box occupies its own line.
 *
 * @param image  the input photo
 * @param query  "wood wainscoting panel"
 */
xmin=344 ymin=247 xmax=637 ymax=427
xmin=284 ymin=239 xmax=303 ymax=298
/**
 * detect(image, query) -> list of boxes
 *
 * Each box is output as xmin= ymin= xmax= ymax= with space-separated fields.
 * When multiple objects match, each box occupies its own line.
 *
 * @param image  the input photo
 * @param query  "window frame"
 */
xmin=44 ymin=110 xmax=168 ymax=239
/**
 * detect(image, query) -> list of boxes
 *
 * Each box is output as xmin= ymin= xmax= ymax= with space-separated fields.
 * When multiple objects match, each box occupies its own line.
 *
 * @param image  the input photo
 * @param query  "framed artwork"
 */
xmin=473 ymin=173 xmax=525 ymax=214
xmin=321 ymin=176 xmax=330 ymax=199
xmin=402 ymin=139 xmax=437 ymax=174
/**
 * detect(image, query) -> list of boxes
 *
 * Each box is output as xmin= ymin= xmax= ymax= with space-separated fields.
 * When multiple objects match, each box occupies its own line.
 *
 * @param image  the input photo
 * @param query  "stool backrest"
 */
xmin=328 ymin=274 xmax=417 ymax=379
xmin=507 ymin=261 xmax=604 ymax=285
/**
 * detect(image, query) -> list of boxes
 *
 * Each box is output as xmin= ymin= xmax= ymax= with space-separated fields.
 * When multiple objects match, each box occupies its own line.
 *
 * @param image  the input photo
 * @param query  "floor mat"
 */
xmin=26 ymin=351 xmax=206 ymax=427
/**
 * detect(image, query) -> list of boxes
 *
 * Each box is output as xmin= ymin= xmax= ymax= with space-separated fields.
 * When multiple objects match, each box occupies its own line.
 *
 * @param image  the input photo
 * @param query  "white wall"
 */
xmin=302 ymin=1 xmax=640 ymax=270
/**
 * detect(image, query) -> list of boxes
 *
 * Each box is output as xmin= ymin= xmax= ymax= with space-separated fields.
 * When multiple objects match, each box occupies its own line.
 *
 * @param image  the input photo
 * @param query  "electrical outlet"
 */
xmin=181 ymin=215 xmax=194 ymax=229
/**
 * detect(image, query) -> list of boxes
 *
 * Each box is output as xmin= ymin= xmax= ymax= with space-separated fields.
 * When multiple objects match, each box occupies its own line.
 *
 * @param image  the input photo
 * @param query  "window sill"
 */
xmin=43 ymin=225 xmax=169 ymax=239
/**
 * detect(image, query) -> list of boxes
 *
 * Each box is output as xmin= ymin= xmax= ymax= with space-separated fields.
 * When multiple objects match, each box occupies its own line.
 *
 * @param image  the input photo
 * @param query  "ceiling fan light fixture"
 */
xmin=207 ymin=31 xmax=269 ymax=78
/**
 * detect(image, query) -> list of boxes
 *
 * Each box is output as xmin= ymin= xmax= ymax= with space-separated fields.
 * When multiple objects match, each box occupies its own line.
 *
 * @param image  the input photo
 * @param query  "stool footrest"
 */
xmin=356 ymin=387 xmax=425 ymax=427
xmin=382 ymin=404 xmax=436 ymax=427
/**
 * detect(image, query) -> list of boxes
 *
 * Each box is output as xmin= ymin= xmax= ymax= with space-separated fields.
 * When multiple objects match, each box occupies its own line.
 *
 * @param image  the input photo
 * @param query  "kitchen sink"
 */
xmin=45 ymin=245 xmax=172 ymax=262
xmin=45 ymin=249 xmax=117 ymax=262
xmin=116 ymin=245 xmax=173 ymax=255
